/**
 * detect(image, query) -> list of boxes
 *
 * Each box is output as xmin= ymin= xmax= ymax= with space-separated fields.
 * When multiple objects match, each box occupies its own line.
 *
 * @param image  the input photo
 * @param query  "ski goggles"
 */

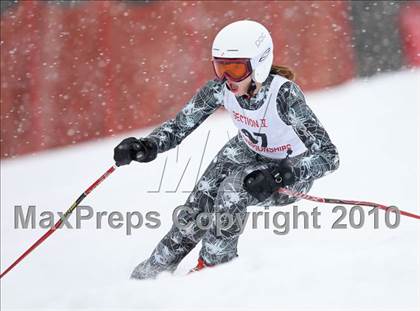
xmin=212 ymin=57 xmax=253 ymax=82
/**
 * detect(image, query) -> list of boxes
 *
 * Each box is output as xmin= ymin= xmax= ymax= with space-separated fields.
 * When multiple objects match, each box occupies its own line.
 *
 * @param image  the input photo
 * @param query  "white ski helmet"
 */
xmin=212 ymin=20 xmax=274 ymax=83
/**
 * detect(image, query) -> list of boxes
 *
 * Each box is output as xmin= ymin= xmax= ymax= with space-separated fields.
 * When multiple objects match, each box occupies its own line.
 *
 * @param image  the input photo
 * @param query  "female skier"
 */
xmin=114 ymin=20 xmax=339 ymax=279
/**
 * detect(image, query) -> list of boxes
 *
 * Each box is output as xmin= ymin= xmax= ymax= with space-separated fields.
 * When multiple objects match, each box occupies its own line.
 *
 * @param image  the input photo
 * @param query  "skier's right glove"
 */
xmin=113 ymin=137 xmax=158 ymax=166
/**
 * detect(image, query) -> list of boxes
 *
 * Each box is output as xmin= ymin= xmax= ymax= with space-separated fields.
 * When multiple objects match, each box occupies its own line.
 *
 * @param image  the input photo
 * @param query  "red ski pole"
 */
xmin=278 ymin=188 xmax=420 ymax=220
xmin=0 ymin=165 xmax=117 ymax=279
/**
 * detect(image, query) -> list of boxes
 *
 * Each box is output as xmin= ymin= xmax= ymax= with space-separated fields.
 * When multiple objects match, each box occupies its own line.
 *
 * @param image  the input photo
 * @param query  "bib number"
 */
xmin=241 ymin=129 xmax=268 ymax=147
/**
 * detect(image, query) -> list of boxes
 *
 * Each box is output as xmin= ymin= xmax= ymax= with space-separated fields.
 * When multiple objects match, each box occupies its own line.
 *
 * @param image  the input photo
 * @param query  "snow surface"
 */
xmin=1 ymin=70 xmax=419 ymax=311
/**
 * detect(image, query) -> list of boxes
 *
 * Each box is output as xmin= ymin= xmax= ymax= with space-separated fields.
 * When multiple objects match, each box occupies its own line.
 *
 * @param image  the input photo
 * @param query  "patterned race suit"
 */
xmin=130 ymin=74 xmax=339 ymax=279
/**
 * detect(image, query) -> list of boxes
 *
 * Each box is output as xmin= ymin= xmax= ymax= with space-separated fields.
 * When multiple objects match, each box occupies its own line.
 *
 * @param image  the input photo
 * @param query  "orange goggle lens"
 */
xmin=212 ymin=58 xmax=252 ymax=82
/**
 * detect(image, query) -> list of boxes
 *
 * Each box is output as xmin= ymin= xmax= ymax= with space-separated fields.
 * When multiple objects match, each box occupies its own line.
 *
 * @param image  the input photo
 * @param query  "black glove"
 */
xmin=113 ymin=137 xmax=158 ymax=166
xmin=243 ymin=158 xmax=298 ymax=202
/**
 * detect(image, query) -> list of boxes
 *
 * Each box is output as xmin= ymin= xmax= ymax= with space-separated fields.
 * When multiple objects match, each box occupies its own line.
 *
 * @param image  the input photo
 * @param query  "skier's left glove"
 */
xmin=113 ymin=137 xmax=158 ymax=166
xmin=243 ymin=159 xmax=299 ymax=202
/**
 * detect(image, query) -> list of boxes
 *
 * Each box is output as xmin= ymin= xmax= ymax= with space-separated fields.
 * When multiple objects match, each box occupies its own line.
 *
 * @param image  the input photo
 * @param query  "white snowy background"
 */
xmin=1 ymin=70 xmax=419 ymax=310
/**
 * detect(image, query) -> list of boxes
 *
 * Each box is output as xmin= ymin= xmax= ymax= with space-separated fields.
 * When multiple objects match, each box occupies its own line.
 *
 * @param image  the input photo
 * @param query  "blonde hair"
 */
xmin=270 ymin=65 xmax=295 ymax=80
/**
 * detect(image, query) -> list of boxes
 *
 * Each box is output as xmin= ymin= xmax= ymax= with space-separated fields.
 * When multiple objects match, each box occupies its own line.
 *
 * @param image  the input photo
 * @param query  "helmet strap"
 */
xmin=245 ymin=80 xmax=256 ymax=99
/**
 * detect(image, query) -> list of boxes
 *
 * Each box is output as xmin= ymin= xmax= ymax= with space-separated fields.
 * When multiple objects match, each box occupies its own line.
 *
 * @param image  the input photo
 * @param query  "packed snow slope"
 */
xmin=1 ymin=70 xmax=419 ymax=311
